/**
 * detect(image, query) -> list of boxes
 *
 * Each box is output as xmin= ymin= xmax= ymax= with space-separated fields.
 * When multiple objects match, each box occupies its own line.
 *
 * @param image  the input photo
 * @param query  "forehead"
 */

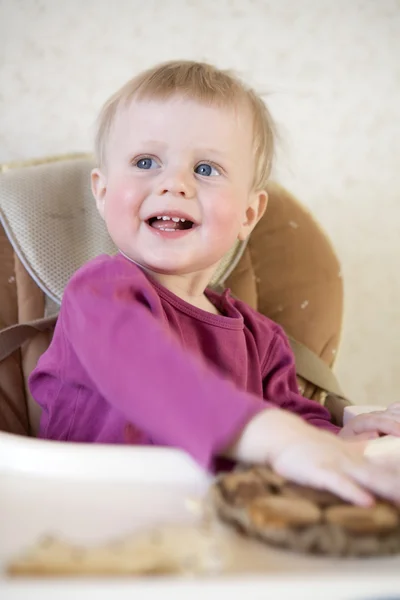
xmin=109 ymin=96 xmax=254 ymax=159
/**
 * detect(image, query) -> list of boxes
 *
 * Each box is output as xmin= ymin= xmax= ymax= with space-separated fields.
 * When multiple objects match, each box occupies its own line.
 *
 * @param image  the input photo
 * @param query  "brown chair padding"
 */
xmin=14 ymin=255 xmax=51 ymax=435
xmin=0 ymin=222 xmax=30 ymax=435
xmin=226 ymin=182 xmax=343 ymax=403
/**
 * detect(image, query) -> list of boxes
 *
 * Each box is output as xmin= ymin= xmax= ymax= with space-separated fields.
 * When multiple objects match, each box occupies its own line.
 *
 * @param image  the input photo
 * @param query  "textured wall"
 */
xmin=1 ymin=0 xmax=399 ymax=406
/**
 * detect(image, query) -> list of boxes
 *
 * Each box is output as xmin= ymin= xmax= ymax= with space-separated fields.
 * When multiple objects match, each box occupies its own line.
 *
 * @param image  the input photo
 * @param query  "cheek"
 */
xmin=205 ymin=190 xmax=246 ymax=232
xmin=103 ymin=181 xmax=142 ymax=225
xmin=106 ymin=181 xmax=140 ymax=209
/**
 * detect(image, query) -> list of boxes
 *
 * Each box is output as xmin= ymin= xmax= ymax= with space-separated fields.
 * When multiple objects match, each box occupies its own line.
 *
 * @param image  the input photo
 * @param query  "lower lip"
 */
xmin=145 ymin=222 xmax=196 ymax=239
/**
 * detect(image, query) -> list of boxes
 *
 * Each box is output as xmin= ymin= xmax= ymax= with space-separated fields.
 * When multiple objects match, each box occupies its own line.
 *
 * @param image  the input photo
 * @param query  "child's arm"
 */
xmin=225 ymin=407 xmax=400 ymax=506
xmin=31 ymin=257 xmax=400 ymax=506
xmin=50 ymin=257 xmax=268 ymax=468
xmin=262 ymin=328 xmax=340 ymax=433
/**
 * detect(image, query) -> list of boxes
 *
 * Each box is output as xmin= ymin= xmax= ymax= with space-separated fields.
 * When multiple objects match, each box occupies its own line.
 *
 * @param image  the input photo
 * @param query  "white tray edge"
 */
xmin=0 ymin=431 xmax=210 ymax=485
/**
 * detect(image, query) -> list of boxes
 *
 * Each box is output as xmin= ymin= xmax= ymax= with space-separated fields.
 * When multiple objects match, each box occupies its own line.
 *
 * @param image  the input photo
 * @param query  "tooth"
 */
xmin=172 ymin=217 xmax=180 ymax=223
xmin=162 ymin=216 xmax=170 ymax=221
xmin=157 ymin=216 xmax=162 ymax=220
xmin=180 ymin=218 xmax=186 ymax=222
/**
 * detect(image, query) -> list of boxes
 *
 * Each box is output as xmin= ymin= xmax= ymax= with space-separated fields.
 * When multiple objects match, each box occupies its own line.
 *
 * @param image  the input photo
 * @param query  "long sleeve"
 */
xmin=263 ymin=328 xmax=340 ymax=434
xmin=53 ymin=257 xmax=268 ymax=468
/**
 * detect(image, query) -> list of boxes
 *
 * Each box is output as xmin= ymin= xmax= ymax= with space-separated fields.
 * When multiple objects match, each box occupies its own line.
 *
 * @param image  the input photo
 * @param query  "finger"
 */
xmin=384 ymin=407 xmax=400 ymax=417
xmin=352 ymin=431 xmax=380 ymax=441
xmin=371 ymin=420 xmax=400 ymax=437
xmin=345 ymin=460 xmax=400 ymax=503
xmin=310 ymin=467 xmax=374 ymax=506
xmin=350 ymin=415 xmax=400 ymax=437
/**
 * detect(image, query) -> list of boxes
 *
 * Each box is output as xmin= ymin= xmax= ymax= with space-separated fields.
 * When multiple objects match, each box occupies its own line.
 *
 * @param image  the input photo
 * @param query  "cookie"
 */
xmin=325 ymin=503 xmax=399 ymax=534
xmin=281 ymin=481 xmax=345 ymax=508
xmin=249 ymin=496 xmax=322 ymax=528
xmin=217 ymin=469 xmax=268 ymax=507
xmin=211 ymin=466 xmax=400 ymax=557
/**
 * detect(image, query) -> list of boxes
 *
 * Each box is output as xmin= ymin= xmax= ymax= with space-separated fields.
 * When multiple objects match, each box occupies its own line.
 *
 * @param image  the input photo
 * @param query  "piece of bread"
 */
xmin=7 ymin=524 xmax=225 ymax=577
xmin=211 ymin=466 xmax=400 ymax=557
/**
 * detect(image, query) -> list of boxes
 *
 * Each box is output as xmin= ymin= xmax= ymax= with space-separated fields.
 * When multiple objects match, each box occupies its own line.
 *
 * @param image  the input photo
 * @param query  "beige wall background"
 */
xmin=1 ymin=0 xmax=399 ymax=406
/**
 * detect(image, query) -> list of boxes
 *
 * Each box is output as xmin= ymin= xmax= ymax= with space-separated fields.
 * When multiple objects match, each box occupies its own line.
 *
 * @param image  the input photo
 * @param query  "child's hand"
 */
xmin=339 ymin=402 xmax=400 ymax=441
xmin=225 ymin=408 xmax=400 ymax=507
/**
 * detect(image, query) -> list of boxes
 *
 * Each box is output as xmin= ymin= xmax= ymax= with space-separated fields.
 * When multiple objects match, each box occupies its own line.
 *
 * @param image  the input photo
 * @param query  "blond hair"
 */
xmin=95 ymin=60 xmax=276 ymax=190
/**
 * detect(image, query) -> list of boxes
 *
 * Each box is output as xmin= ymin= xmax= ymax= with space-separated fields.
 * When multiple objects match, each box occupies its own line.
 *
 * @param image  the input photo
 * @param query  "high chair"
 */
xmin=0 ymin=154 xmax=349 ymax=437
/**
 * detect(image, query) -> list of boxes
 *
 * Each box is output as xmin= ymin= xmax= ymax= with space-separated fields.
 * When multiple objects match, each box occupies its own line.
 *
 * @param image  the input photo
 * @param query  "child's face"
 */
xmin=92 ymin=96 xmax=266 ymax=277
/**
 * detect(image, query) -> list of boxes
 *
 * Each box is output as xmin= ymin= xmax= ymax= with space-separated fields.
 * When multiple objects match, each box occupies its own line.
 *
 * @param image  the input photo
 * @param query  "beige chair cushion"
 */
xmin=0 ymin=156 xmax=245 ymax=307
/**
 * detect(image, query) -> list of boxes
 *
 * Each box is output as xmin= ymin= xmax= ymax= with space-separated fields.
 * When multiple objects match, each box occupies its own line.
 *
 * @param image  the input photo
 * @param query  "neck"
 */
xmin=154 ymin=270 xmax=211 ymax=299
xmin=119 ymin=252 xmax=219 ymax=311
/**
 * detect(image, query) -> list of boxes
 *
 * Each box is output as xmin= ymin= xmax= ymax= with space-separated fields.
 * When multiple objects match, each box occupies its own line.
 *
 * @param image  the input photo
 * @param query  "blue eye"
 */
xmin=135 ymin=157 xmax=158 ymax=170
xmin=194 ymin=163 xmax=220 ymax=177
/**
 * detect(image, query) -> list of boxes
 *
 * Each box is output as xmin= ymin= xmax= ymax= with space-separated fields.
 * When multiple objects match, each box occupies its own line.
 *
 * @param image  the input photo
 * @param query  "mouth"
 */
xmin=146 ymin=213 xmax=197 ymax=232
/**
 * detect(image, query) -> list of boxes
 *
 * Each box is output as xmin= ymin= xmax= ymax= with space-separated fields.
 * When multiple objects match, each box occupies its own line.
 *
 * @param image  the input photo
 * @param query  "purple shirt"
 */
xmin=29 ymin=254 xmax=339 ymax=469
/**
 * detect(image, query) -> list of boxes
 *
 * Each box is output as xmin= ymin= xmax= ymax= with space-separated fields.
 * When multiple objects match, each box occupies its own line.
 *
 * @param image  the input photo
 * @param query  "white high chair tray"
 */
xmin=0 ymin=430 xmax=400 ymax=600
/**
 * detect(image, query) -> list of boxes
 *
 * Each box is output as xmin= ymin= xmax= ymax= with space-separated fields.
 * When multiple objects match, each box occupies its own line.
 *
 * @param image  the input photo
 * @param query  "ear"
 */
xmin=91 ymin=168 xmax=107 ymax=219
xmin=237 ymin=190 xmax=268 ymax=241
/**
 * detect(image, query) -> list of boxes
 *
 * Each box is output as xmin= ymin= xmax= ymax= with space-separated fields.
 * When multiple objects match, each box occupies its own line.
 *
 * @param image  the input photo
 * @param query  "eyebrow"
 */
xmin=134 ymin=141 xmax=228 ymax=155
xmin=195 ymin=148 xmax=230 ymax=160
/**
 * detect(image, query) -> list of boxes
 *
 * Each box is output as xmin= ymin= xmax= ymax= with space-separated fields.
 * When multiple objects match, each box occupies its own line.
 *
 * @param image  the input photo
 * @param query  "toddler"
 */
xmin=30 ymin=61 xmax=400 ymax=505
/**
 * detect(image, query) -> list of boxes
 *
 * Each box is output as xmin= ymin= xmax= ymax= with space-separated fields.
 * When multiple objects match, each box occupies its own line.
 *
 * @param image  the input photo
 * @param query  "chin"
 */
xmin=144 ymin=255 xmax=217 ymax=276
xmin=145 ymin=262 xmax=198 ymax=275
xmin=119 ymin=246 xmax=223 ymax=277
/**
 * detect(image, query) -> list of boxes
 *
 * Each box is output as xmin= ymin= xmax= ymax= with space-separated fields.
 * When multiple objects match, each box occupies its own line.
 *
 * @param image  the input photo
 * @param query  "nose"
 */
xmin=156 ymin=166 xmax=195 ymax=198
